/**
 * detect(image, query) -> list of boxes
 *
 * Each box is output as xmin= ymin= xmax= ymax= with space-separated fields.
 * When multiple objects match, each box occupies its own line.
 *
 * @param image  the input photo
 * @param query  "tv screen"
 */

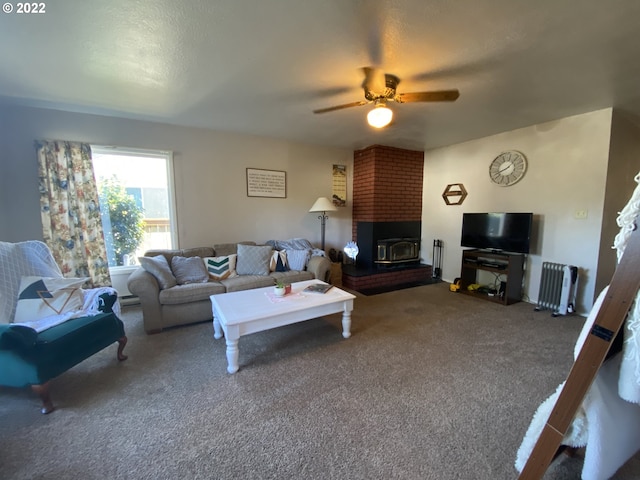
xmin=461 ymin=212 xmax=533 ymax=254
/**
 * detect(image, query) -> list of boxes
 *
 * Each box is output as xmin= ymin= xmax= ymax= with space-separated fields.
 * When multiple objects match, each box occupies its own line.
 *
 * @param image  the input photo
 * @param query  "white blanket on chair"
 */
xmin=11 ymin=286 xmax=121 ymax=333
xmin=1 ymin=240 xmax=121 ymax=331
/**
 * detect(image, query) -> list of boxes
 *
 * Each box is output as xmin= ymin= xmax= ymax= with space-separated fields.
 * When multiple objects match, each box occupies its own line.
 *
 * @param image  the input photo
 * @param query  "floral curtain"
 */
xmin=37 ymin=140 xmax=111 ymax=287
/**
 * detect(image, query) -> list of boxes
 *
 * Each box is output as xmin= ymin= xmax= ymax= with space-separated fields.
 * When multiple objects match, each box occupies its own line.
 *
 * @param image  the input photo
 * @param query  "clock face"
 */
xmin=489 ymin=151 xmax=527 ymax=186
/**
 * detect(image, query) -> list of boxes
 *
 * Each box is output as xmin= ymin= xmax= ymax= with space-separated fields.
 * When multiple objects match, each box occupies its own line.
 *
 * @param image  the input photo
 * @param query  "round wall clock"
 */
xmin=489 ymin=150 xmax=527 ymax=186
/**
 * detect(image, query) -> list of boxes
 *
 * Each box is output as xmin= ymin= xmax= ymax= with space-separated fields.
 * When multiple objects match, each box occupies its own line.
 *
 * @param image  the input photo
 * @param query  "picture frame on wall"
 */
xmin=332 ymin=164 xmax=347 ymax=206
xmin=246 ymin=168 xmax=287 ymax=198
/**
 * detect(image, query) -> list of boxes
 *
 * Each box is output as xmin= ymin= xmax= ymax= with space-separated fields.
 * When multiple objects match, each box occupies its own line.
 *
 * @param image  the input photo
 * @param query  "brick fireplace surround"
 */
xmin=342 ymin=145 xmax=432 ymax=293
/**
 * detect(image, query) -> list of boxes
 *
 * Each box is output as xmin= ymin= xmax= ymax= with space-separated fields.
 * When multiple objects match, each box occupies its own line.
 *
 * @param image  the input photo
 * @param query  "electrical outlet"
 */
xmin=574 ymin=209 xmax=588 ymax=219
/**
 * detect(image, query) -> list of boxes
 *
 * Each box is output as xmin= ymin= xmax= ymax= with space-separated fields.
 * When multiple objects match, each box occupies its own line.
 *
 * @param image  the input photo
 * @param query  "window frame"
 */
xmin=91 ymin=145 xmax=179 ymax=273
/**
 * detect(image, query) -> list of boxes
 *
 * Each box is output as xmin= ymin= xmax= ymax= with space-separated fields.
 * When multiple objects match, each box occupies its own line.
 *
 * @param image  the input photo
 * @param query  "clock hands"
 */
xmin=499 ymin=163 xmax=512 ymax=174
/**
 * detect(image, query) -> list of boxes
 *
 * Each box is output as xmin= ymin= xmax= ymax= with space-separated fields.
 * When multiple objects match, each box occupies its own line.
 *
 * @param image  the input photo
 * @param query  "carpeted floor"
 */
xmin=1 ymin=283 xmax=639 ymax=479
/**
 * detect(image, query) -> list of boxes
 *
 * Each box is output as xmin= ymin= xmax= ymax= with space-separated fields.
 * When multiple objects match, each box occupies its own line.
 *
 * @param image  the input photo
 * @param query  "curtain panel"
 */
xmin=36 ymin=140 xmax=111 ymax=287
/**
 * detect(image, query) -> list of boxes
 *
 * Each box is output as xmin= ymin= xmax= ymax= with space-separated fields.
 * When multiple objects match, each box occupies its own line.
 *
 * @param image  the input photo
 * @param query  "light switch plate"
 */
xmin=574 ymin=209 xmax=588 ymax=219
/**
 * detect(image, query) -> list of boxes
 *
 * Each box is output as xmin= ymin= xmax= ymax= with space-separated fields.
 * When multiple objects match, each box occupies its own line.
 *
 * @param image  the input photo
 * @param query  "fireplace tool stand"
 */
xmin=432 ymin=239 xmax=443 ymax=279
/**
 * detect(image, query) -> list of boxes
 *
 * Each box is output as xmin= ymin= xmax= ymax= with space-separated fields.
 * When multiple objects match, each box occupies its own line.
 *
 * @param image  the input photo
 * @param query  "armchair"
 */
xmin=0 ymin=241 xmax=127 ymax=413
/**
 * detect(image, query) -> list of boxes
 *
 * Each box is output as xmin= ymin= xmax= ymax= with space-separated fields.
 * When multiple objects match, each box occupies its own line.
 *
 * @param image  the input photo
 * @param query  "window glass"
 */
xmin=92 ymin=147 xmax=176 ymax=268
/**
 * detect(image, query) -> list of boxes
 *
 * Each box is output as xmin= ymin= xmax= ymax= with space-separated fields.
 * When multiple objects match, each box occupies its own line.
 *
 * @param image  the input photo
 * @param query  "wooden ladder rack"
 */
xmin=519 ymin=225 xmax=640 ymax=479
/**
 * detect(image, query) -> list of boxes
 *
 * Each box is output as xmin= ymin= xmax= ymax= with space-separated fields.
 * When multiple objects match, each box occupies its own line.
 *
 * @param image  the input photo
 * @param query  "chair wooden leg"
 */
xmin=117 ymin=335 xmax=128 ymax=361
xmin=31 ymin=382 xmax=54 ymax=414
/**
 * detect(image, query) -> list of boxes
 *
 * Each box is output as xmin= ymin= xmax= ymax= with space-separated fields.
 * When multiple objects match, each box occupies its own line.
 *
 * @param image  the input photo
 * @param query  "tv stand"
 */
xmin=459 ymin=249 xmax=524 ymax=305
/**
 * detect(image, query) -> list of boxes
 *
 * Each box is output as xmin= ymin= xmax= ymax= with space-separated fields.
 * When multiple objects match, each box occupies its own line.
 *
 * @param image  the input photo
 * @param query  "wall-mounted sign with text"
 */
xmin=332 ymin=164 xmax=347 ymax=207
xmin=246 ymin=168 xmax=287 ymax=198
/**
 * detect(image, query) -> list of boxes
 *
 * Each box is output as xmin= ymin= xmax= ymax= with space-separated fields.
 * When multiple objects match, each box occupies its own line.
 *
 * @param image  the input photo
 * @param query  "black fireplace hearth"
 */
xmin=356 ymin=221 xmax=421 ymax=268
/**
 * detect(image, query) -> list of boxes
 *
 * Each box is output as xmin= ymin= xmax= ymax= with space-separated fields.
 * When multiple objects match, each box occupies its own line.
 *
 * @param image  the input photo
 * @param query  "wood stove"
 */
xmin=376 ymin=238 xmax=420 ymax=265
xmin=356 ymin=221 xmax=422 ymax=268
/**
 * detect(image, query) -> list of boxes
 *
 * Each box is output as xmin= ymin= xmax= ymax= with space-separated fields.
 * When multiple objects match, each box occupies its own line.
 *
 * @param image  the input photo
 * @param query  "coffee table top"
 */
xmin=210 ymin=279 xmax=355 ymax=325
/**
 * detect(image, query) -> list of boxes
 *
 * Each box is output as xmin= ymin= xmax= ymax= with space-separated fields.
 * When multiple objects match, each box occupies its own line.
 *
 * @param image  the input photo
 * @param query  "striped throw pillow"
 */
xmin=203 ymin=254 xmax=237 ymax=281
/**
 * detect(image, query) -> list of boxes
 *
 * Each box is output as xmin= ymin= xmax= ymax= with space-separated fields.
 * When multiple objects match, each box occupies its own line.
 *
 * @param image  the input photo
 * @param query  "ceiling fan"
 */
xmin=313 ymin=67 xmax=460 ymax=128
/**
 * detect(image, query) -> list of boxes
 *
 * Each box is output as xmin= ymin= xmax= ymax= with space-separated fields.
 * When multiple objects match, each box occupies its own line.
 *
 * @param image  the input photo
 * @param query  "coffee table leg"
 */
xmin=213 ymin=314 xmax=223 ymax=340
xmin=226 ymin=338 xmax=239 ymax=374
xmin=342 ymin=306 xmax=352 ymax=339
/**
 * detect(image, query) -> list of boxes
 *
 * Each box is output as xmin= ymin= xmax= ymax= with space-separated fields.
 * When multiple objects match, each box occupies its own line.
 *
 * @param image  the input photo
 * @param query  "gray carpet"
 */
xmin=1 ymin=283 xmax=639 ymax=479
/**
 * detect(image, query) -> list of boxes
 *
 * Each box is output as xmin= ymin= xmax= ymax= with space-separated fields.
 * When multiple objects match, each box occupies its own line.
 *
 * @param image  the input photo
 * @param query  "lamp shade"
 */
xmin=309 ymin=197 xmax=337 ymax=212
xmin=367 ymin=104 xmax=393 ymax=128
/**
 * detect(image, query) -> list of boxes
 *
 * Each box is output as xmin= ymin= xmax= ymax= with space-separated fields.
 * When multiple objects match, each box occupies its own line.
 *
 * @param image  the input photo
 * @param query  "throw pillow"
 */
xmin=286 ymin=249 xmax=311 ymax=271
xmin=14 ymin=276 xmax=87 ymax=324
xmin=171 ymin=256 xmax=209 ymax=285
xmin=235 ymin=244 xmax=273 ymax=276
xmin=203 ymin=254 xmax=237 ymax=281
xmin=139 ymin=255 xmax=177 ymax=289
xmin=269 ymin=250 xmax=289 ymax=272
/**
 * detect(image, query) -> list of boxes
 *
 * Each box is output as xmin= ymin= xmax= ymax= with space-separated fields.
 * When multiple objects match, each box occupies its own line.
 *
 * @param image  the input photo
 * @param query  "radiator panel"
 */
xmin=538 ymin=262 xmax=565 ymax=310
xmin=537 ymin=262 xmax=578 ymax=315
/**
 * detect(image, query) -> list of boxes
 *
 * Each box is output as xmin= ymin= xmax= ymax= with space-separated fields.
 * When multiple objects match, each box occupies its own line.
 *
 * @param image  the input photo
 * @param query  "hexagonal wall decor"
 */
xmin=442 ymin=183 xmax=467 ymax=205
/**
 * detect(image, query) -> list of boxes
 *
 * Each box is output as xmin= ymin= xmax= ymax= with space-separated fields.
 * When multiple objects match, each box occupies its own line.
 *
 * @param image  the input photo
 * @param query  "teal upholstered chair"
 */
xmin=0 ymin=241 xmax=128 ymax=413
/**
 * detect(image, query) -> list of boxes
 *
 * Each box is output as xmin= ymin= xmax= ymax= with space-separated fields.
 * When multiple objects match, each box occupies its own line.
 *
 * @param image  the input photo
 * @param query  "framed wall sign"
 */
xmin=246 ymin=168 xmax=287 ymax=198
xmin=332 ymin=164 xmax=347 ymax=206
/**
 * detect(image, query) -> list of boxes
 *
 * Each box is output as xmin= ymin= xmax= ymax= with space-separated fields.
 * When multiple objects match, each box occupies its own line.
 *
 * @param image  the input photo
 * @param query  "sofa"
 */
xmin=127 ymin=240 xmax=332 ymax=334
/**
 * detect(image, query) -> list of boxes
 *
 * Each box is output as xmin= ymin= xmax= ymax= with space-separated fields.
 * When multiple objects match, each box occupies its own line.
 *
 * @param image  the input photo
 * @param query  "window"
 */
xmin=92 ymin=146 xmax=177 ymax=269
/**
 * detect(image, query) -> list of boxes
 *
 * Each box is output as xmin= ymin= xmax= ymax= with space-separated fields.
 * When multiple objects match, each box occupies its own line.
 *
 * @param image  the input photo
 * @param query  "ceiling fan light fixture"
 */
xmin=367 ymin=103 xmax=393 ymax=128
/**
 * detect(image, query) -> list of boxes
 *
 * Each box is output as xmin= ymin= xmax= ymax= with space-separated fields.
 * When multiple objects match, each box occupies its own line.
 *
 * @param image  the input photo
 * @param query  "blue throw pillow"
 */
xmin=286 ymin=249 xmax=311 ymax=271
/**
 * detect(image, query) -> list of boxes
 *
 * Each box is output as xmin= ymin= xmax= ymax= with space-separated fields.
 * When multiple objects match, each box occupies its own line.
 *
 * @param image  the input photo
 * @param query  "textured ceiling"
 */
xmin=1 ymin=0 xmax=640 ymax=151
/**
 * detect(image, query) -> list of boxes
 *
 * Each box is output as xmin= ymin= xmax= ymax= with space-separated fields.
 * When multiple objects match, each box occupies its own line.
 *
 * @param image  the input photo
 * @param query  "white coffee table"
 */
xmin=210 ymin=279 xmax=355 ymax=373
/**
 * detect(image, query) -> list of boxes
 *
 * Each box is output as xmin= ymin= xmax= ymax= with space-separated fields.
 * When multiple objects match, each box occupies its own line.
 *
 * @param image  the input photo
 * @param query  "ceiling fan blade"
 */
xmin=313 ymin=100 xmax=369 ymax=114
xmin=395 ymin=90 xmax=460 ymax=103
xmin=362 ymin=67 xmax=386 ymax=93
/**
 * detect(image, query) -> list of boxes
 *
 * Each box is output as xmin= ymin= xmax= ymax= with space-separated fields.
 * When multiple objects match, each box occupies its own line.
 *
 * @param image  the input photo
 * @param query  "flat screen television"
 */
xmin=461 ymin=212 xmax=533 ymax=254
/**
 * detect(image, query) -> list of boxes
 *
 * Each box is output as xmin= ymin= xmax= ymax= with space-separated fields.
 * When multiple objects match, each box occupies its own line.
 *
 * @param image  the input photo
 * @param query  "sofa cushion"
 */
xmin=285 ymin=249 xmax=311 ymax=271
xmin=139 ymin=255 xmax=177 ymax=289
xmin=213 ymin=241 xmax=256 ymax=257
xmin=171 ymin=256 xmax=209 ymax=285
xmin=235 ymin=244 xmax=273 ymax=276
xmin=270 ymin=271 xmax=314 ymax=284
xmin=14 ymin=276 xmax=86 ymax=324
xmin=204 ymin=254 xmax=237 ymax=280
xmin=181 ymin=247 xmax=215 ymax=258
xmin=144 ymin=249 xmax=183 ymax=266
xmin=220 ymin=275 xmax=274 ymax=293
xmin=159 ymin=282 xmax=226 ymax=305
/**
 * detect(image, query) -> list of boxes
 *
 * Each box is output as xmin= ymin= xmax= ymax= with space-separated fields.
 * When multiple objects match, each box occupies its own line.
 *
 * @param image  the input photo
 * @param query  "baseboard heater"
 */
xmin=535 ymin=262 xmax=578 ymax=316
xmin=119 ymin=295 xmax=140 ymax=307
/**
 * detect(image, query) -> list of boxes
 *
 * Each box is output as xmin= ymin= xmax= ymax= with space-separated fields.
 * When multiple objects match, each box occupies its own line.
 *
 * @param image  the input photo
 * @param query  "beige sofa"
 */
xmin=127 ymin=241 xmax=331 ymax=334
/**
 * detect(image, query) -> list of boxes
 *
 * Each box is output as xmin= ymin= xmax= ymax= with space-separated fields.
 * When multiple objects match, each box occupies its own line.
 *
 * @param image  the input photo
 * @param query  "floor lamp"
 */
xmin=309 ymin=197 xmax=337 ymax=251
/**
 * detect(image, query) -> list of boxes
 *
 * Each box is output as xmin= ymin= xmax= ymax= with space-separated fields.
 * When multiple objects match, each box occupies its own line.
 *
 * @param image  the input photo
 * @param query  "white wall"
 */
xmin=0 ymin=105 xmax=353 ymax=252
xmin=3 ymin=104 xmax=637 ymax=312
xmin=420 ymin=109 xmax=615 ymax=313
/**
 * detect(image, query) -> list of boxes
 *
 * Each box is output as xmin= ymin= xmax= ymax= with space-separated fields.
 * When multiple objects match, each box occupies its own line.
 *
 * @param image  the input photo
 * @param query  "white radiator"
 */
xmin=536 ymin=262 xmax=578 ymax=316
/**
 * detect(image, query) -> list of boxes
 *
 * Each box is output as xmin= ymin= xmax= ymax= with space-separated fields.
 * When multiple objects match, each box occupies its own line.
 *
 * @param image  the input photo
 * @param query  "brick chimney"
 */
xmin=352 ymin=145 xmax=424 ymax=267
